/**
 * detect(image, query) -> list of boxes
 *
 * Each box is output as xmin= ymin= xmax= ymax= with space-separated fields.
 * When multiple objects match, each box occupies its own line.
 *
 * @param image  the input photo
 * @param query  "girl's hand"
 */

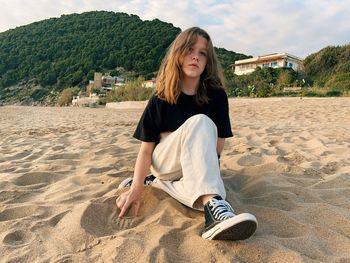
xmin=116 ymin=187 xmax=143 ymax=218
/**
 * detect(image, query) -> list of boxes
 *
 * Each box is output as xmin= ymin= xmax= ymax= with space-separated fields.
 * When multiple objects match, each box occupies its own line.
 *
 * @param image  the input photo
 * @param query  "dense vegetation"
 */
xmin=0 ymin=11 xmax=180 ymax=86
xmin=0 ymin=11 xmax=180 ymax=103
xmin=226 ymin=67 xmax=304 ymax=97
xmin=228 ymin=43 xmax=350 ymax=98
xmin=303 ymin=44 xmax=350 ymax=92
xmin=0 ymin=11 xmax=248 ymax=104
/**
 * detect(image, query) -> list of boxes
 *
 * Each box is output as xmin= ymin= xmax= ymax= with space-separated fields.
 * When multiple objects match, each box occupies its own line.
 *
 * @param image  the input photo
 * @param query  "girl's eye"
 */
xmin=200 ymin=51 xmax=207 ymax=56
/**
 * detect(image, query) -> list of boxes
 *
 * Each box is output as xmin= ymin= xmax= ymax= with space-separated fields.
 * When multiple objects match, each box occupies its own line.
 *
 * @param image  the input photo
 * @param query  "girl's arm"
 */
xmin=117 ymin=141 xmax=156 ymax=218
xmin=217 ymin=137 xmax=225 ymax=156
xmin=131 ymin=141 xmax=156 ymax=188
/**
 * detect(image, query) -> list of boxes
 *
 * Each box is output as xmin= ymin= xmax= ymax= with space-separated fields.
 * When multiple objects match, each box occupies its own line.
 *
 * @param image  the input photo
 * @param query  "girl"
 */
xmin=116 ymin=27 xmax=257 ymax=240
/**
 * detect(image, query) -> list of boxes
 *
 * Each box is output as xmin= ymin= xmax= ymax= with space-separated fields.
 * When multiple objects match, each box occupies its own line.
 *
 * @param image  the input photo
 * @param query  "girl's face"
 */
xmin=181 ymin=35 xmax=208 ymax=82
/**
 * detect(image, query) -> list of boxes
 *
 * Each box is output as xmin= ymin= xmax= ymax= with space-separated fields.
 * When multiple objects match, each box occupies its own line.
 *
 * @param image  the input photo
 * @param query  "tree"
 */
xmin=57 ymin=87 xmax=80 ymax=106
xmin=277 ymin=71 xmax=293 ymax=87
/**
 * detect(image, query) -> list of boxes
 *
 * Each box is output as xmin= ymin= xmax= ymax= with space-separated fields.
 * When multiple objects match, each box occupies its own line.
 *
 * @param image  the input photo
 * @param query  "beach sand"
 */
xmin=0 ymin=97 xmax=349 ymax=262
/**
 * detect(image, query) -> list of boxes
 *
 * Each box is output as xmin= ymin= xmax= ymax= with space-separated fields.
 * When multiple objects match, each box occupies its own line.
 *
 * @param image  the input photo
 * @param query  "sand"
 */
xmin=0 ymin=97 xmax=349 ymax=263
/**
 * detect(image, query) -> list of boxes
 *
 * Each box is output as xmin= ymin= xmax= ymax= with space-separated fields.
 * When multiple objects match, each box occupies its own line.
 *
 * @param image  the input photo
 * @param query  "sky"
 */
xmin=1 ymin=0 xmax=349 ymax=58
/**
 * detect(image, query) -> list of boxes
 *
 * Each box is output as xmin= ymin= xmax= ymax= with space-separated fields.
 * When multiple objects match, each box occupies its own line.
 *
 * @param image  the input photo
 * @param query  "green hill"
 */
xmin=0 ymin=11 xmax=249 ymax=104
xmin=303 ymin=44 xmax=350 ymax=91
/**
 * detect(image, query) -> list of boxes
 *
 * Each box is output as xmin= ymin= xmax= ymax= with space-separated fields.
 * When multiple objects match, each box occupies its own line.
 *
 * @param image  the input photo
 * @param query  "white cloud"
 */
xmin=0 ymin=0 xmax=349 ymax=57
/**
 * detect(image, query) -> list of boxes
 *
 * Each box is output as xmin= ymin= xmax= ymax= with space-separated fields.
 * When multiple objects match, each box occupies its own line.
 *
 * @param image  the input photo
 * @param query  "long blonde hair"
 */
xmin=155 ymin=27 xmax=225 ymax=105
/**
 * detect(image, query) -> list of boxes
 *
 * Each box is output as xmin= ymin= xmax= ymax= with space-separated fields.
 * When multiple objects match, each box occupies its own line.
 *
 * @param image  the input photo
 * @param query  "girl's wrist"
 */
xmin=130 ymin=183 xmax=144 ymax=193
xmin=130 ymin=177 xmax=146 ymax=190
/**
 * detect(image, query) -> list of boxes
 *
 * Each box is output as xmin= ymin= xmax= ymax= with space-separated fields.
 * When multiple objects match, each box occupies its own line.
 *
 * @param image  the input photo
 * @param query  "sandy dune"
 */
xmin=0 ymin=97 xmax=349 ymax=262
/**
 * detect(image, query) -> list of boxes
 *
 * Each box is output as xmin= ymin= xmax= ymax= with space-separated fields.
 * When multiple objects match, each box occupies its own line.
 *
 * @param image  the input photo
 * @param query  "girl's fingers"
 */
xmin=116 ymin=196 xmax=125 ymax=209
xmin=119 ymin=200 xmax=131 ymax=218
xmin=116 ymin=190 xmax=142 ymax=218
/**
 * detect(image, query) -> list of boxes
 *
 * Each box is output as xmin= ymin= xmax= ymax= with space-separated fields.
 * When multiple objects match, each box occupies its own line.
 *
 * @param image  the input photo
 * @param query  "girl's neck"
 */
xmin=181 ymin=77 xmax=200 ymax=95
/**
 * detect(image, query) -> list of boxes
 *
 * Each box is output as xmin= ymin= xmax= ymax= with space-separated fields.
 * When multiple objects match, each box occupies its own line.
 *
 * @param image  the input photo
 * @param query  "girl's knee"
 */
xmin=186 ymin=114 xmax=215 ymax=127
xmin=184 ymin=114 xmax=217 ymax=136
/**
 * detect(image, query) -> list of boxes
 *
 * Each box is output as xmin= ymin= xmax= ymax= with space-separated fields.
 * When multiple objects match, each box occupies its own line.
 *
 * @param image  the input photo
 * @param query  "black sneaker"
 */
xmin=117 ymin=174 xmax=156 ymax=189
xmin=202 ymin=196 xmax=257 ymax=240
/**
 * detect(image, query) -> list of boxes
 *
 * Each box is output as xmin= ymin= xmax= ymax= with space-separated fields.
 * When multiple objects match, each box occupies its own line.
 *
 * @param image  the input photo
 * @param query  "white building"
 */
xmin=142 ymin=79 xmax=156 ymax=89
xmin=233 ymin=53 xmax=303 ymax=75
xmin=72 ymin=93 xmax=99 ymax=107
xmin=102 ymin=75 xmax=125 ymax=86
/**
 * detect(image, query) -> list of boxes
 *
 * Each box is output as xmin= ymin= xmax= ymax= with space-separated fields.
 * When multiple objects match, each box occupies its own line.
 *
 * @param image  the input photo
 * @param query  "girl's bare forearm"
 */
xmin=131 ymin=142 xmax=155 ymax=189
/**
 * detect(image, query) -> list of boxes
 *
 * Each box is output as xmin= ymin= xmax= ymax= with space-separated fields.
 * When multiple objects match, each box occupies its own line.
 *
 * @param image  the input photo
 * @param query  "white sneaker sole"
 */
xmin=117 ymin=177 xmax=133 ymax=189
xmin=202 ymin=213 xmax=258 ymax=240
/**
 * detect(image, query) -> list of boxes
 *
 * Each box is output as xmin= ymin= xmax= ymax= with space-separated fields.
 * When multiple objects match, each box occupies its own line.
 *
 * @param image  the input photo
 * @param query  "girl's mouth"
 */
xmin=189 ymin=64 xmax=199 ymax=68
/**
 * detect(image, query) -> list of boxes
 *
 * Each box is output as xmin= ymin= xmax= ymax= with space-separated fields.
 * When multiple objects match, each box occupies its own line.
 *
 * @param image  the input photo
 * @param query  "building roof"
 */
xmin=234 ymin=53 xmax=303 ymax=66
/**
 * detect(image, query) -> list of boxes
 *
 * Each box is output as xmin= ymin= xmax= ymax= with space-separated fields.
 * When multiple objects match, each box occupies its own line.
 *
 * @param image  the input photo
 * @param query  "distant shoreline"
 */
xmin=2 ymin=96 xmax=350 ymax=109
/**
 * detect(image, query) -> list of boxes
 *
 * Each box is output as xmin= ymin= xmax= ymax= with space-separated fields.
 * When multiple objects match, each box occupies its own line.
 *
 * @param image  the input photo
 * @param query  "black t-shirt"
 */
xmin=133 ymin=88 xmax=234 ymax=143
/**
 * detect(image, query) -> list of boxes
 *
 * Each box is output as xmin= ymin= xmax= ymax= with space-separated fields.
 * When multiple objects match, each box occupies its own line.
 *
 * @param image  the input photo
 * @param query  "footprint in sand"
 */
xmin=320 ymin=162 xmax=339 ymax=174
xmin=44 ymin=153 xmax=80 ymax=160
xmin=13 ymin=172 xmax=64 ymax=187
xmin=0 ymin=190 xmax=34 ymax=204
xmin=2 ymin=230 xmax=33 ymax=246
xmin=86 ymin=166 xmax=114 ymax=174
xmin=5 ymin=150 xmax=32 ymax=161
xmin=51 ymin=145 xmax=65 ymax=151
xmin=237 ymin=155 xmax=263 ymax=166
xmin=0 ymin=205 xmax=47 ymax=222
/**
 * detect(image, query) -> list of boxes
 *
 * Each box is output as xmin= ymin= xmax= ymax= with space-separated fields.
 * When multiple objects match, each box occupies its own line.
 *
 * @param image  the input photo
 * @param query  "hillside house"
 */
xmin=102 ymin=75 xmax=125 ymax=87
xmin=143 ymin=79 xmax=156 ymax=89
xmin=86 ymin=72 xmax=125 ymax=95
xmin=233 ymin=53 xmax=303 ymax=75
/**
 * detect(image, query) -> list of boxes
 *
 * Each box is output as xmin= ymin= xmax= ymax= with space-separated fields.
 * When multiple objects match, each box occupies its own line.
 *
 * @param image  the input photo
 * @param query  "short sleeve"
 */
xmin=214 ymin=89 xmax=233 ymax=138
xmin=133 ymin=96 xmax=160 ymax=142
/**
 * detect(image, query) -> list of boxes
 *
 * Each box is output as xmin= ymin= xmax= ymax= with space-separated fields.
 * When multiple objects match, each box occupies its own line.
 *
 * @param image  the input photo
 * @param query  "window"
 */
xmin=271 ymin=62 xmax=278 ymax=67
xmin=288 ymin=62 xmax=294 ymax=68
xmin=262 ymin=63 xmax=269 ymax=68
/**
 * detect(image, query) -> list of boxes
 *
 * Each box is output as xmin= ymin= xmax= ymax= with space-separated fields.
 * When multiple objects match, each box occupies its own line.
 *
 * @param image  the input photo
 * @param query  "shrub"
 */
xmin=57 ymin=87 xmax=80 ymax=106
xmin=255 ymin=82 xmax=272 ymax=97
xmin=325 ymin=73 xmax=350 ymax=92
xmin=97 ymin=97 xmax=106 ymax=105
xmin=325 ymin=88 xmax=342 ymax=97
xmin=301 ymin=85 xmax=343 ymax=97
xmin=303 ymin=91 xmax=321 ymax=97
xmin=107 ymin=77 xmax=154 ymax=102
xmin=277 ymin=70 xmax=294 ymax=87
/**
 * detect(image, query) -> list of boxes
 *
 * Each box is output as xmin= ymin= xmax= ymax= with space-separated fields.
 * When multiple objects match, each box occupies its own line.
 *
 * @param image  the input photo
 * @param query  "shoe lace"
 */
xmin=144 ymin=176 xmax=155 ymax=185
xmin=209 ymin=199 xmax=235 ymax=221
xmin=123 ymin=175 xmax=155 ymax=188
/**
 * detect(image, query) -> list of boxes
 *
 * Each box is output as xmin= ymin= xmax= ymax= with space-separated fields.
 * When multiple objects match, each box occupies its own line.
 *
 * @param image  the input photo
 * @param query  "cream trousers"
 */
xmin=150 ymin=114 xmax=226 ymax=210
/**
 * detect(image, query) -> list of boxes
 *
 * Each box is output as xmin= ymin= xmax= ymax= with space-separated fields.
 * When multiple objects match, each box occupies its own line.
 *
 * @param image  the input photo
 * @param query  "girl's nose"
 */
xmin=192 ymin=55 xmax=199 ymax=61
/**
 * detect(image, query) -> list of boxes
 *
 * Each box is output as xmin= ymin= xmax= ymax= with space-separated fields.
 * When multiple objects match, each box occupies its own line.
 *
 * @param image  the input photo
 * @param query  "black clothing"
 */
xmin=133 ymin=88 xmax=233 ymax=143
